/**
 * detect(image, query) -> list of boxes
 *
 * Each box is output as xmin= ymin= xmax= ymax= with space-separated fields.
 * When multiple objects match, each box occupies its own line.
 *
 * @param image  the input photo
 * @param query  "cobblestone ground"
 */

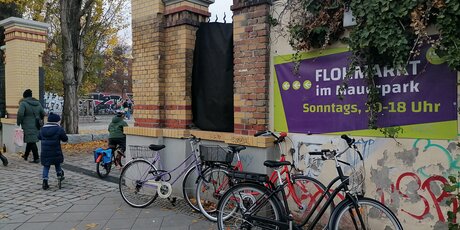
xmin=0 ymin=151 xmax=117 ymax=221
xmin=0 ymin=116 xmax=215 ymax=229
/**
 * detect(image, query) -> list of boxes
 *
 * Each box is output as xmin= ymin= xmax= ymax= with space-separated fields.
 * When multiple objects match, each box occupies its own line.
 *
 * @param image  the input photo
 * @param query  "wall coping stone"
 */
xmin=125 ymin=127 xmax=273 ymax=147
xmin=231 ymin=0 xmax=271 ymax=11
xmin=0 ymin=17 xmax=49 ymax=31
xmin=163 ymin=0 xmax=214 ymax=7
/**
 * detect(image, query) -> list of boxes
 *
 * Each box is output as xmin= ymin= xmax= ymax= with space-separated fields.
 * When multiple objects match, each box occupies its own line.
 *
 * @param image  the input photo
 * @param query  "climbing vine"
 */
xmin=270 ymin=0 xmax=460 ymax=129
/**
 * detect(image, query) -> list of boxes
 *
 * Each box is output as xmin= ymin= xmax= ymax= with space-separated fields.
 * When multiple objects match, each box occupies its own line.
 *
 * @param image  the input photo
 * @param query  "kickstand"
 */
xmin=167 ymin=197 xmax=177 ymax=206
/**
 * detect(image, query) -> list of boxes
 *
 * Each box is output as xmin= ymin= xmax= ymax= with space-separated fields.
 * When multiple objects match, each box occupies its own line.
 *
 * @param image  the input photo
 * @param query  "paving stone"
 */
xmin=42 ymin=221 xmax=79 ymax=230
xmin=26 ymin=213 xmax=61 ymax=222
xmin=103 ymin=217 xmax=136 ymax=229
xmin=55 ymin=212 xmax=88 ymax=222
xmin=84 ymin=211 xmax=115 ymax=221
xmin=66 ymin=204 xmax=97 ymax=213
xmin=0 ymin=223 xmax=22 ymax=230
xmin=74 ymin=219 xmax=108 ymax=230
xmin=131 ymin=217 xmax=163 ymax=230
xmin=15 ymin=222 xmax=50 ymax=230
xmin=110 ymin=208 xmax=141 ymax=219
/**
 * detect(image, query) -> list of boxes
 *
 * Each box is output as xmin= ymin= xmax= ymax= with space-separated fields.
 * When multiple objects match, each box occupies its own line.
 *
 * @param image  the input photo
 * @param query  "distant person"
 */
xmin=122 ymin=99 xmax=131 ymax=120
xmin=17 ymin=89 xmax=45 ymax=163
xmin=108 ymin=111 xmax=128 ymax=167
xmin=38 ymin=113 xmax=68 ymax=190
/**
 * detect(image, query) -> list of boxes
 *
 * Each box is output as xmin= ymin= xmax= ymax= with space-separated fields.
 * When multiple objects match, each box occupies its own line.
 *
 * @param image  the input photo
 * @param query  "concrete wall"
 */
xmin=286 ymin=133 xmax=458 ymax=229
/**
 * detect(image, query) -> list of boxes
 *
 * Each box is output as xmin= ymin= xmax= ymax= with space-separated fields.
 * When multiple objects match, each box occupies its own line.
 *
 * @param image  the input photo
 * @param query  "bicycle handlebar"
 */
xmin=180 ymin=134 xmax=200 ymax=142
xmin=341 ymin=134 xmax=355 ymax=146
xmin=308 ymin=134 xmax=363 ymax=161
xmin=254 ymin=130 xmax=286 ymax=144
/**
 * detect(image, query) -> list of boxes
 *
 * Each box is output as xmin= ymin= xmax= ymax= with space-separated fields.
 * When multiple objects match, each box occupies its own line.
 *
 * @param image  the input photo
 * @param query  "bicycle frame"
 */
xmin=139 ymin=139 xmax=203 ymax=187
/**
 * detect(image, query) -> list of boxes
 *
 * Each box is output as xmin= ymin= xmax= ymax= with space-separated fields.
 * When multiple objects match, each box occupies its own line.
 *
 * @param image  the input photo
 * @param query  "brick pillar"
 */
xmin=132 ymin=0 xmax=211 ymax=129
xmin=232 ymin=0 xmax=271 ymax=135
xmin=131 ymin=0 xmax=166 ymax=128
xmin=0 ymin=17 xmax=48 ymax=119
xmin=163 ymin=0 xmax=211 ymax=129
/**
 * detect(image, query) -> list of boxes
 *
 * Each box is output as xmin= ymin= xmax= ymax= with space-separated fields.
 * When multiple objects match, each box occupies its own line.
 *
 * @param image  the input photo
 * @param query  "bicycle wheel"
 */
xmin=288 ymin=175 xmax=333 ymax=228
xmin=196 ymin=167 xmax=231 ymax=221
xmin=217 ymin=182 xmax=285 ymax=230
xmin=119 ymin=159 xmax=159 ymax=208
xmin=96 ymin=161 xmax=112 ymax=178
xmin=329 ymin=197 xmax=403 ymax=230
xmin=182 ymin=163 xmax=209 ymax=212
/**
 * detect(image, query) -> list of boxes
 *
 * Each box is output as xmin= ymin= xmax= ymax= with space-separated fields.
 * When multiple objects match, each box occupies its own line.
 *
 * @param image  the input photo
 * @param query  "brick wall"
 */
xmin=131 ymin=0 xmax=166 ymax=127
xmin=232 ymin=0 xmax=271 ymax=135
xmin=132 ymin=0 xmax=209 ymax=129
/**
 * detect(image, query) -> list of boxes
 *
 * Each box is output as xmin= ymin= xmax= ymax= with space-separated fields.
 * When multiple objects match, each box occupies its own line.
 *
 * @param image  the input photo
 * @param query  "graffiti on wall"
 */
xmin=289 ymin=133 xmax=459 ymax=228
xmin=369 ymin=138 xmax=459 ymax=228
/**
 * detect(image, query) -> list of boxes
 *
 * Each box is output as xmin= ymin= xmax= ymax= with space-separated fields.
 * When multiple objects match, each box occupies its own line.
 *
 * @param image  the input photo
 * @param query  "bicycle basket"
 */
xmin=129 ymin=145 xmax=156 ymax=159
xmin=349 ymin=160 xmax=365 ymax=195
xmin=199 ymin=145 xmax=234 ymax=164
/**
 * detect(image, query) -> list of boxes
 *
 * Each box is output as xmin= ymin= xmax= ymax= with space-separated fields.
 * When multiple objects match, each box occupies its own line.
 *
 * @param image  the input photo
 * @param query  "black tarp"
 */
xmin=192 ymin=22 xmax=234 ymax=132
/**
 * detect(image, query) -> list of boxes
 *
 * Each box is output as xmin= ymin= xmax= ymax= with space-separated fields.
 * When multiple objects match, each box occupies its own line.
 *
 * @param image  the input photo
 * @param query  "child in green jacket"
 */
xmin=108 ymin=111 xmax=128 ymax=166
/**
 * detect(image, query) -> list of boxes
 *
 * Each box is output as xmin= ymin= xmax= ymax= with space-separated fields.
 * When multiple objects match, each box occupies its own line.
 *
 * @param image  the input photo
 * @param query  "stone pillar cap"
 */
xmin=0 ymin=17 xmax=49 ymax=31
xmin=163 ymin=0 xmax=214 ymax=7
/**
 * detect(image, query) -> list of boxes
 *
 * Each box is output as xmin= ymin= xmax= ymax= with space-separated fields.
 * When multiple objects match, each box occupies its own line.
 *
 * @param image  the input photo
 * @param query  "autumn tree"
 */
xmin=0 ymin=2 xmax=22 ymax=63
xmin=96 ymin=44 xmax=132 ymax=96
xmin=1 ymin=0 xmax=128 ymax=133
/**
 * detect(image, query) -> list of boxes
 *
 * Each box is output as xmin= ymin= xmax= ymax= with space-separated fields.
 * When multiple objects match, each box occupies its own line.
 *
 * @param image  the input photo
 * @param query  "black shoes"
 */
xmin=57 ymin=170 xmax=65 ymax=181
xmin=42 ymin=179 xmax=49 ymax=190
xmin=0 ymin=153 xmax=7 ymax=166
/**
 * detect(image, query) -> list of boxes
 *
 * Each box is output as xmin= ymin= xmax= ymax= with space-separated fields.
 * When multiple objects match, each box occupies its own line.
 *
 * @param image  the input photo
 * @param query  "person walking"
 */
xmin=38 ymin=113 xmax=68 ymax=190
xmin=17 ymin=89 xmax=45 ymax=163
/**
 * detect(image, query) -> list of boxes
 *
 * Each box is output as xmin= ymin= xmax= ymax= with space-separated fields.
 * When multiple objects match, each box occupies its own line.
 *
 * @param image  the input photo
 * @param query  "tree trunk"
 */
xmin=59 ymin=0 xmax=94 ymax=134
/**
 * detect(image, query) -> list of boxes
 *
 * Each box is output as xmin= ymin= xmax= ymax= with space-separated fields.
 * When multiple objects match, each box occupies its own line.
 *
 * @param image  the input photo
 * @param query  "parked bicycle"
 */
xmin=94 ymin=145 xmax=124 ymax=178
xmin=216 ymin=134 xmax=403 ymax=230
xmin=118 ymin=135 xmax=243 ymax=210
xmin=196 ymin=130 xmax=329 ymax=224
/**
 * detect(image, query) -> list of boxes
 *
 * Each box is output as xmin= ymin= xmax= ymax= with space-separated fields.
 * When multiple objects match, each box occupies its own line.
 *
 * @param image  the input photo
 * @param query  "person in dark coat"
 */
xmin=38 ymin=113 xmax=68 ymax=190
xmin=16 ymin=89 xmax=46 ymax=163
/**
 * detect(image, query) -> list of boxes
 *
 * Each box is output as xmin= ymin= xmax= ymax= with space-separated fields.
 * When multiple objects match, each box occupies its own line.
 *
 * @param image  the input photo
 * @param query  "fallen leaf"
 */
xmin=0 ymin=213 xmax=8 ymax=219
xmin=63 ymin=140 xmax=108 ymax=155
xmin=85 ymin=223 xmax=99 ymax=229
xmin=192 ymin=219 xmax=198 ymax=223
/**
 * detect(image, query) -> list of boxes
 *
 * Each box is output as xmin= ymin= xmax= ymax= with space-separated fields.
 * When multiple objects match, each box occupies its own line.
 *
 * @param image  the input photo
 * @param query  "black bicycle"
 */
xmin=216 ymin=135 xmax=403 ymax=230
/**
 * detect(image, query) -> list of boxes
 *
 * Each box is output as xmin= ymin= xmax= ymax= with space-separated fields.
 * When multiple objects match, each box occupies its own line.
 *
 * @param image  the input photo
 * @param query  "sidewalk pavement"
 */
xmin=0 ymin=191 xmax=214 ymax=230
xmin=0 ymin=147 xmax=215 ymax=229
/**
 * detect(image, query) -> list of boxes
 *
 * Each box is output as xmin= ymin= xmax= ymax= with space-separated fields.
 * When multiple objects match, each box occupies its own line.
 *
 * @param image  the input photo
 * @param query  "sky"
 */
xmin=119 ymin=0 xmax=233 ymax=47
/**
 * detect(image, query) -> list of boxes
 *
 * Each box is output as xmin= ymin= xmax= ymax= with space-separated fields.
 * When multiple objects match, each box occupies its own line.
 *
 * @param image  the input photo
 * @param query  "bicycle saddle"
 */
xmin=228 ymin=145 xmax=246 ymax=153
xmin=263 ymin=160 xmax=291 ymax=168
xmin=149 ymin=144 xmax=165 ymax=151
